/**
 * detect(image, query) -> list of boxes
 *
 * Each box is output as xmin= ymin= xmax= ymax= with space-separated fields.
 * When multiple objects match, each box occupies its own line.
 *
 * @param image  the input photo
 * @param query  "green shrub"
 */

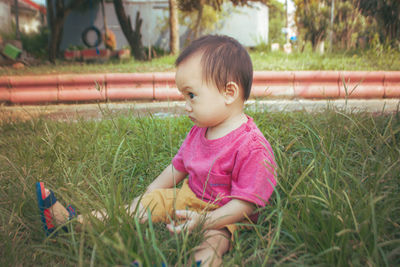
xmin=20 ymin=26 xmax=49 ymax=59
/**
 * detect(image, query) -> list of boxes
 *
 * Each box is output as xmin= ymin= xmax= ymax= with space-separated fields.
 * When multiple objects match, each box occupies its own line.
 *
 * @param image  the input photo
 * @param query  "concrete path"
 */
xmin=1 ymin=99 xmax=399 ymax=122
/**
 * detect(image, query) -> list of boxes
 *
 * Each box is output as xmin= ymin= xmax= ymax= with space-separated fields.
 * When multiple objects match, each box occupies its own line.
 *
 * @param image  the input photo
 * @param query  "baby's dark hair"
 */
xmin=175 ymin=35 xmax=253 ymax=100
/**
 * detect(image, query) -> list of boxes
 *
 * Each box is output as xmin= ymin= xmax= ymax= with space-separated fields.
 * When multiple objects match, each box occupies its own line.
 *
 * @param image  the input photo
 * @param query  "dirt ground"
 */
xmin=1 ymin=99 xmax=399 ymax=123
xmin=0 ymin=102 xmax=186 ymax=122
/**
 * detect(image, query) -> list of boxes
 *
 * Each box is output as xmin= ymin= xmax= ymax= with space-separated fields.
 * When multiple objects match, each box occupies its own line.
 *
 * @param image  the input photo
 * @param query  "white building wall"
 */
xmin=93 ymin=1 xmax=169 ymax=50
xmin=215 ymin=2 xmax=268 ymax=47
xmin=0 ymin=1 xmax=12 ymax=34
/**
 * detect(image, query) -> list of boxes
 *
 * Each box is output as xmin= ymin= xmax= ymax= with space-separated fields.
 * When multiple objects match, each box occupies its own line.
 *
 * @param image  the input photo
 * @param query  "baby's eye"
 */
xmin=188 ymin=92 xmax=195 ymax=99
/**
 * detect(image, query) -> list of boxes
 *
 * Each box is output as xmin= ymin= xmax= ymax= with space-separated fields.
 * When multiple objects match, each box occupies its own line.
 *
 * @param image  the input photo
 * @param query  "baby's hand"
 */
xmin=166 ymin=210 xmax=202 ymax=234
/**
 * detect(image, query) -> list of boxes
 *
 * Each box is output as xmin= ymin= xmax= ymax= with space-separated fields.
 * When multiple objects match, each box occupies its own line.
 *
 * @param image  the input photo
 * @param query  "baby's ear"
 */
xmin=223 ymin=82 xmax=240 ymax=104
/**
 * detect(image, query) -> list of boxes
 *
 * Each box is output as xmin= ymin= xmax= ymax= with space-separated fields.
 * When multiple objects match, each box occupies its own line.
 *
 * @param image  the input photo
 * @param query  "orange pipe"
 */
xmin=0 ymin=71 xmax=399 ymax=104
xmin=252 ymin=71 xmax=294 ymax=98
xmin=0 ymin=77 xmax=11 ymax=102
xmin=153 ymin=72 xmax=182 ymax=100
xmin=339 ymin=71 xmax=385 ymax=98
xmin=107 ymin=73 xmax=154 ymax=101
xmin=58 ymin=74 xmax=106 ymax=102
xmin=384 ymin=72 xmax=400 ymax=98
xmin=9 ymin=75 xmax=58 ymax=104
xmin=294 ymin=71 xmax=340 ymax=98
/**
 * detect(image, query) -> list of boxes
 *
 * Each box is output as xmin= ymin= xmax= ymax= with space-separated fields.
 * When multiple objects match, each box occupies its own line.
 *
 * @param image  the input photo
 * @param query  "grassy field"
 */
xmin=1 ymin=48 xmax=399 ymax=76
xmin=1 ymin=106 xmax=399 ymax=266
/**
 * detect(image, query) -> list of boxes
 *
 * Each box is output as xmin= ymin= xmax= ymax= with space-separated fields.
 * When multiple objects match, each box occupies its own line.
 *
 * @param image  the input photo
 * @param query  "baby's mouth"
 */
xmin=188 ymin=116 xmax=196 ymax=123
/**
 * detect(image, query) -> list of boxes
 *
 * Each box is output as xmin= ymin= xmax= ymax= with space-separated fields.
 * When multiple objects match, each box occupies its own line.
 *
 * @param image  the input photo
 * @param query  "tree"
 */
xmin=294 ymin=0 xmax=399 ymax=51
xmin=178 ymin=4 xmax=227 ymax=44
xmin=294 ymin=0 xmax=330 ymax=51
xmin=357 ymin=0 xmax=400 ymax=46
xmin=177 ymin=0 xmax=271 ymax=42
xmin=46 ymin=0 xmax=88 ymax=63
xmin=268 ymin=0 xmax=286 ymax=44
xmin=169 ymin=0 xmax=180 ymax=55
xmin=113 ymin=0 xmax=145 ymax=60
xmin=331 ymin=0 xmax=367 ymax=50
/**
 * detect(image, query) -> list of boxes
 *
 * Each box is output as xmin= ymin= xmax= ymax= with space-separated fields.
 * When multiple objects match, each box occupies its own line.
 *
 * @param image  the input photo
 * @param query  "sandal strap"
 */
xmin=66 ymin=205 xmax=77 ymax=220
xmin=62 ymin=205 xmax=77 ymax=233
xmin=41 ymin=190 xmax=57 ymax=210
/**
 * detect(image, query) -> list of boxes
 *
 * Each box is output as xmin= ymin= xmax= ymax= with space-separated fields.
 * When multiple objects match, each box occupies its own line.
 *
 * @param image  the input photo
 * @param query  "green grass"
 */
xmin=1 ymin=49 xmax=399 ymax=76
xmin=250 ymin=50 xmax=400 ymax=71
xmin=1 ymin=106 xmax=399 ymax=266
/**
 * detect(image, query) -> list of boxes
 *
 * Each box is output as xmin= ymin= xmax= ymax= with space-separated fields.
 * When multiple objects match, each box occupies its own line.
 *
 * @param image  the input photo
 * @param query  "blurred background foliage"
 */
xmin=293 ymin=0 xmax=400 ymax=51
xmin=1 ymin=0 xmax=399 ymax=63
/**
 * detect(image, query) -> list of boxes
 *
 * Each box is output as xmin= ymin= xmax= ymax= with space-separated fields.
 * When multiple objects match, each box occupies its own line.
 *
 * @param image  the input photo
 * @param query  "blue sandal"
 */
xmin=36 ymin=182 xmax=76 ymax=236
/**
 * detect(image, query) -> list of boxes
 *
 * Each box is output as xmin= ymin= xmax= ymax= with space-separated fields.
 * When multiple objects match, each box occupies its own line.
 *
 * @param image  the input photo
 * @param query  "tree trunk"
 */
xmin=47 ymin=0 xmax=66 ymax=63
xmin=113 ymin=0 xmax=145 ymax=60
xmin=48 ymin=21 xmax=64 ymax=62
xmin=193 ymin=4 xmax=204 ymax=40
xmin=47 ymin=0 xmax=85 ymax=63
xmin=168 ymin=0 xmax=179 ymax=55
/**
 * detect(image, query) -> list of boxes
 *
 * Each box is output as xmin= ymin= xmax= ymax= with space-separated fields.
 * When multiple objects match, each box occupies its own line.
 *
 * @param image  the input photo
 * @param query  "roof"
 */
xmin=8 ymin=0 xmax=46 ymax=15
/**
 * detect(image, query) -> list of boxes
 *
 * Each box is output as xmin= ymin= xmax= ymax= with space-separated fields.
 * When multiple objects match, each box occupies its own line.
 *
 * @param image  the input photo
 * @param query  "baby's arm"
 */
xmin=167 ymin=199 xmax=255 ymax=233
xmin=204 ymin=199 xmax=255 ymax=229
xmin=145 ymin=164 xmax=187 ymax=193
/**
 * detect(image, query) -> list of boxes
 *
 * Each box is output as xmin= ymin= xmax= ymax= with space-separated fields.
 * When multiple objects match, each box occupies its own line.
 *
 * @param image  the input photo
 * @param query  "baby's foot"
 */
xmin=44 ymin=187 xmax=106 ymax=225
xmin=91 ymin=210 xmax=108 ymax=221
xmin=43 ymin=187 xmax=71 ymax=225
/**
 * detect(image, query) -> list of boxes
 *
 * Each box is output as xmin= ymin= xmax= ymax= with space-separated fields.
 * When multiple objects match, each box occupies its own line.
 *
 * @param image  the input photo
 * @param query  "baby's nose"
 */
xmin=185 ymin=101 xmax=192 ymax=112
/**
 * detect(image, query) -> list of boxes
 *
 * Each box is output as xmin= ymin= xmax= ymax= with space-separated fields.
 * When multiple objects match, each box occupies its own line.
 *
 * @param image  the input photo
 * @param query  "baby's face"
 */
xmin=175 ymin=53 xmax=230 ymax=128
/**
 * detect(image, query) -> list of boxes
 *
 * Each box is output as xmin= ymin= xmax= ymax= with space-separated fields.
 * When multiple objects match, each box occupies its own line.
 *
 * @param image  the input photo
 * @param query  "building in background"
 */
xmin=0 ymin=0 xmax=46 ymax=34
xmin=0 ymin=0 xmax=12 ymax=34
xmin=215 ymin=2 xmax=268 ymax=47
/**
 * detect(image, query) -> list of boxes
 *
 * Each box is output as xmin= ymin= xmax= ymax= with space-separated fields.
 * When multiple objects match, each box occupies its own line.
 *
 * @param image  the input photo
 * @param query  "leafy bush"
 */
xmin=20 ymin=26 xmax=49 ymax=59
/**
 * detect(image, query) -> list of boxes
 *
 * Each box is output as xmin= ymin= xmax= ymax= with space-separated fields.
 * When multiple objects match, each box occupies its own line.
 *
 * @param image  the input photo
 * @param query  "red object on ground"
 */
xmin=81 ymin=49 xmax=110 ymax=61
xmin=294 ymin=71 xmax=340 ymax=98
xmin=0 ymin=71 xmax=399 ymax=104
xmin=58 ymin=74 xmax=106 ymax=102
xmin=252 ymin=72 xmax=294 ymax=98
xmin=64 ymin=50 xmax=81 ymax=61
xmin=107 ymin=73 xmax=154 ymax=101
xmin=339 ymin=71 xmax=385 ymax=98
xmin=384 ymin=72 xmax=400 ymax=98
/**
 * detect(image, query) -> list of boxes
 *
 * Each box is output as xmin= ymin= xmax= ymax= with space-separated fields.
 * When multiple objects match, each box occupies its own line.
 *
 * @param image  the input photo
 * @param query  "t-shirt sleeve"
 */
xmin=230 ymin=146 xmax=277 ymax=207
xmin=172 ymin=148 xmax=186 ymax=173
xmin=171 ymin=126 xmax=196 ymax=173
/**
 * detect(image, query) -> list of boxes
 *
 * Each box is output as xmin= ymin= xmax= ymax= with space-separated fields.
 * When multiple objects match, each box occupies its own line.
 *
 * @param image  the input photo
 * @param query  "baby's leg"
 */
xmin=126 ymin=197 xmax=149 ymax=223
xmin=45 ymin=187 xmax=152 ymax=227
xmin=194 ymin=228 xmax=230 ymax=267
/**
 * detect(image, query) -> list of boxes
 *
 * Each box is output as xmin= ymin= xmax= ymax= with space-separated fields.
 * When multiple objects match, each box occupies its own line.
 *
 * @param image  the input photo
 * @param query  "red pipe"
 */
xmin=339 ymin=71 xmax=385 ymax=98
xmin=252 ymin=71 xmax=294 ymax=98
xmin=0 ymin=77 xmax=10 ymax=102
xmin=9 ymin=75 xmax=58 ymax=104
xmin=0 ymin=71 xmax=399 ymax=104
xmin=384 ymin=72 xmax=400 ymax=98
xmin=58 ymin=74 xmax=106 ymax=102
xmin=107 ymin=73 xmax=154 ymax=101
xmin=153 ymin=72 xmax=182 ymax=100
xmin=294 ymin=71 xmax=340 ymax=98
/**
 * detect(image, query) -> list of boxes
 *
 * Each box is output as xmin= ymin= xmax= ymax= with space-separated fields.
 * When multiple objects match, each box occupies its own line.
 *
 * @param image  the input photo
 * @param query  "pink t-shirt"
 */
xmin=172 ymin=116 xmax=277 ymax=209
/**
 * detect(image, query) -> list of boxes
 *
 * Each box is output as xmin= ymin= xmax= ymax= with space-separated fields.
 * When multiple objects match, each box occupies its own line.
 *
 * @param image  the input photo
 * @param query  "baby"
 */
xmin=36 ymin=35 xmax=277 ymax=267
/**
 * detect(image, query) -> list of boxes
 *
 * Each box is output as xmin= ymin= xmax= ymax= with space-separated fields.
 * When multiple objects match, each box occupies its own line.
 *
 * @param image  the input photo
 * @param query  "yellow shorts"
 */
xmin=140 ymin=179 xmax=241 ymax=235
